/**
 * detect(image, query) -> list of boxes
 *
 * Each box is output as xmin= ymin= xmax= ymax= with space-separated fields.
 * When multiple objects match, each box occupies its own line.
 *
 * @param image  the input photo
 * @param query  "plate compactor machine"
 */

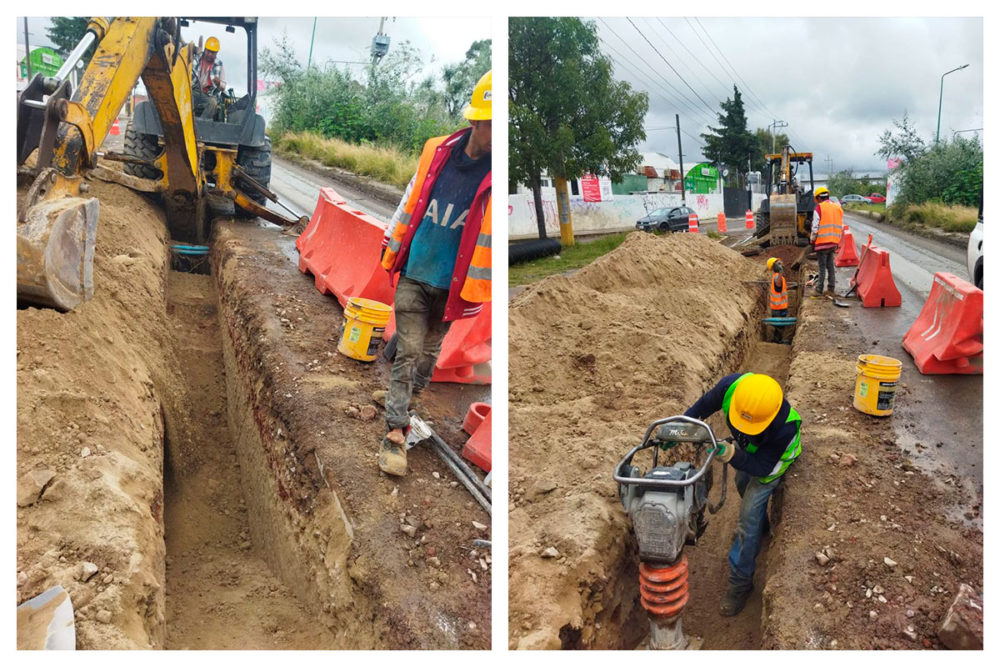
xmin=613 ymin=416 xmax=730 ymax=649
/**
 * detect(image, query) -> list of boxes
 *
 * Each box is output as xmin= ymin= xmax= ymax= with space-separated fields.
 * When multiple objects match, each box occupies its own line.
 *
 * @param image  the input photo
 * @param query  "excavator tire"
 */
xmin=122 ymin=121 xmax=163 ymax=180
xmin=234 ymin=136 xmax=272 ymax=218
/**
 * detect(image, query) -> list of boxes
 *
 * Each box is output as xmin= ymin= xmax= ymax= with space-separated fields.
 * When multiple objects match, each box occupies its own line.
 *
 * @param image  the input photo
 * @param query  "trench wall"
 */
xmin=212 ymin=229 xmax=375 ymax=648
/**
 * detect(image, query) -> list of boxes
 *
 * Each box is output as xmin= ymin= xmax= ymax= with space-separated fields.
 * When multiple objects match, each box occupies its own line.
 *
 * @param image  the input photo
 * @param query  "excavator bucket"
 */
xmin=769 ymin=194 xmax=798 ymax=246
xmin=17 ymin=195 xmax=99 ymax=311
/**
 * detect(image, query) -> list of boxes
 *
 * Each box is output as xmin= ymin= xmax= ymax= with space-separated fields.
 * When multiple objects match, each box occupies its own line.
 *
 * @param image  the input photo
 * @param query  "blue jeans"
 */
xmin=728 ymin=470 xmax=782 ymax=590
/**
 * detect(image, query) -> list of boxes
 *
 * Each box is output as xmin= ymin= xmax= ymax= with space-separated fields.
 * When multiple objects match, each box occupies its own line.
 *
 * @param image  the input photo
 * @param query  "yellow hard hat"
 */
xmin=728 ymin=374 xmax=783 ymax=436
xmin=463 ymin=70 xmax=492 ymax=121
xmin=814 ymin=186 xmax=830 ymax=199
xmin=205 ymin=36 xmax=220 ymax=52
xmin=767 ymin=257 xmax=779 ymax=271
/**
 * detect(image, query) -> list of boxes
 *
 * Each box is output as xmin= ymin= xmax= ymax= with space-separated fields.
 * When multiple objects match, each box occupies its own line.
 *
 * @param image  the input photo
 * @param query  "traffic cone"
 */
xmin=110 ymin=118 xmax=120 ymax=136
xmin=688 ymin=212 xmax=699 ymax=233
xmin=745 ymin=210 xmax=754 ymax=229
xmin=717 ymin=211 xmax=727 ymax=233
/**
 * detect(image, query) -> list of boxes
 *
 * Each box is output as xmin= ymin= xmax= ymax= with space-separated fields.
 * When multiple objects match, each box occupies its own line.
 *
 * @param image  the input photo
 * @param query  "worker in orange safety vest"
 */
xmin=809 ymin=186 xmax=844 ymax=296
xmin=375 ymin=70 xmax=492 ymax=477
xmin=766 ymin=257 xmax=788 ymax=342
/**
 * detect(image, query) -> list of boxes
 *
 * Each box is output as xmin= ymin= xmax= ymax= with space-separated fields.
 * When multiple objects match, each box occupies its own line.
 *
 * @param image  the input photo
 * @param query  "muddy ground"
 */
xmin=507 ymin=231 xmax=982 ymax=649
xmin=17 ymin=172 xmax=490 ymax=648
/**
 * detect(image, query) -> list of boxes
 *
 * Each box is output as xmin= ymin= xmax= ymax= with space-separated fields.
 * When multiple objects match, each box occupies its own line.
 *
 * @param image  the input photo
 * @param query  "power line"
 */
xmin=655 ymin=17 xmax=731 ymax=103
xmin=598 ymin=19 xmax=715 ymax=129
xmin=626 ymin=17 xmax=718 ymax=120
xmin=693 ymin=18 xmax=773 ymax=118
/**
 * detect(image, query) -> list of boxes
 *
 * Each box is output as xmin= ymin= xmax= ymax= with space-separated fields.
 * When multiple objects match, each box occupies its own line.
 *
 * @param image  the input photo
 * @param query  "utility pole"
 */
xmin=676 ymin=114 xmax=685 ymax=205
xmin=770 ymin=119 xmax=788 ymax=153
xmin=23 ymin=18 xmax=32 ymax=79
xmin=824 ymin=156 xmax=833 ymax=182
xmin=307 ymin=18 xmax=317 ymax=71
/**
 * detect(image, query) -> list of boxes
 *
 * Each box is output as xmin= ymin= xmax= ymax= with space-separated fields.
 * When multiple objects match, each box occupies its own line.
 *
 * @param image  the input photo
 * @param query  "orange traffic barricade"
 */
xmin=835 ymin=226 xmax=860 ymax=267
xmin=717 ymin=212 xmax=727 ymax=233
xmin=745 ymin=210 xmax=754 ymax=229
xmin=687 ymin=213 xmax=698 ymax=233
xmin=850 ymin=240 xmax=901 ymax=308
xmin=902 ymin=272 xmax=983 ymax=374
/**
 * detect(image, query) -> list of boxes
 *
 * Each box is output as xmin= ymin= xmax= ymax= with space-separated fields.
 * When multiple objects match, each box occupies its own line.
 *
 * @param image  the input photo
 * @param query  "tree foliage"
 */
xmin=876 ymin=115 xmax=981 ymax=208
xmin=700 ymin=86 xmax=755 ymax=186
xmin=45 ymin=17 xmax=93 ymax=68
xmin=828 ymin=170 xmax=875 ymax=198
xmin=751 ymin=127 xmax=790 ymax=172
xmin=260 ymin=36 xmax=475 ymax=153
xmin=509 ymin=17 xmax=648 ymax=186
xmin=442 ymin=40 xmax=491 ymax=118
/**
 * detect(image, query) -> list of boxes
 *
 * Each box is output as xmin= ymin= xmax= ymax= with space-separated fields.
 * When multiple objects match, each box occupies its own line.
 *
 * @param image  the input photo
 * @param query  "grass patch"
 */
xmin=273 ymin=131 xmax=418 ymax=189
xmin=888 ymin=201 xmax=979 ymax=234
xmin=509 ymin=233 xmax=628 ymax=286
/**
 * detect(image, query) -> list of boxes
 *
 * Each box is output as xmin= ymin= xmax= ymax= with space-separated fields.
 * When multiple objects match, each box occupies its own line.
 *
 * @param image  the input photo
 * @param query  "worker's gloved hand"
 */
xmin=714 ymin=440 xmax=736 ymax=463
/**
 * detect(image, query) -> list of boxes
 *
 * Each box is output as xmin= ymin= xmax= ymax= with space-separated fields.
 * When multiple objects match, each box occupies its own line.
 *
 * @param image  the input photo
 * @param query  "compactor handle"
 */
xmin=612 ymin=415 xmax=718 ymax=489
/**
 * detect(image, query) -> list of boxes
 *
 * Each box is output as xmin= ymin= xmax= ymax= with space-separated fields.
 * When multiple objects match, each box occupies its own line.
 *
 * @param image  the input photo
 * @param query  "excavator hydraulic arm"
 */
xmin=17 ymin=17 xmax=202 ymax=311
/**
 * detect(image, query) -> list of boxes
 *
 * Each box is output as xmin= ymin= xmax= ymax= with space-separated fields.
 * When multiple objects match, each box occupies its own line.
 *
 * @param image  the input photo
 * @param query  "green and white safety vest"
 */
xmin=721 ymin=372 xmax=802 ymax=483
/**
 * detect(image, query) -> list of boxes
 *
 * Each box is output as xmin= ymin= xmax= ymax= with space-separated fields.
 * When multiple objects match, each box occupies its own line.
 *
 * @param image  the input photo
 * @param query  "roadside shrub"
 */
xmin=274 ymin=131 xmax=418 ymax=189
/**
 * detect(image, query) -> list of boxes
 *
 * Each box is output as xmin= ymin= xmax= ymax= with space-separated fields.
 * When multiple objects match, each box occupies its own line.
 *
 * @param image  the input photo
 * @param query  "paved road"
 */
xmin=833 ymin=213 xmax=982 ymax=516
xmin=267 ymin=156 xmax=397 ymax=222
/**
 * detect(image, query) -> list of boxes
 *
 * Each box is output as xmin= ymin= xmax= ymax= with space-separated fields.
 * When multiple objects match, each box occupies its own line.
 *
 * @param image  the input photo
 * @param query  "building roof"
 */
xmin=639 ymin=151 xmax=679 ymax=176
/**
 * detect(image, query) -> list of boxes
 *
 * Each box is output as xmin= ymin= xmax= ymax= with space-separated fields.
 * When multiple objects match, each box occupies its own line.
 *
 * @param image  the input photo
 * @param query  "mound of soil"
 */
xmin=17 ymin=180 xmax=181 ymax=648
xmin=508 ymin=232 xmax=765 ymax=649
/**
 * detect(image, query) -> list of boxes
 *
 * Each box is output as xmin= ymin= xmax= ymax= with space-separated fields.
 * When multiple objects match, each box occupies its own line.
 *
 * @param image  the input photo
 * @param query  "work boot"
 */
xmin=812 ymin=287 xmax=825 ymax=297
xmin=720 ymin=583 xmax=753 ymax=616
xmin=378 ymin=436 xmax=407 ymax=477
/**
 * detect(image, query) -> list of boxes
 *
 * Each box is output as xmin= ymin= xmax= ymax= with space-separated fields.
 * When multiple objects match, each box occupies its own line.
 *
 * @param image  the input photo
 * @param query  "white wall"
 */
xmin=509 ymin=191 xmax=766 ymax=240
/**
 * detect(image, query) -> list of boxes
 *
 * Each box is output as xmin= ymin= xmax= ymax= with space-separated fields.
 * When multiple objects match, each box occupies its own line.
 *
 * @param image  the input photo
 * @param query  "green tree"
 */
xmin=751 ymin=127 xmax=790 ymax=172
xmin=876 ymin=112 xmax=926 ymax=163
xmin=45 ymin=17 xmax=93 ymax=68
xmin=442 ymin=39 xmax=491 ymax=119
xmin=895 ymin=135 xmax=982 ymax=208
xmin=509 ymin=17 xmax=648 ymax=239
xmin=701 ymin=86 xmax=756 ymax=187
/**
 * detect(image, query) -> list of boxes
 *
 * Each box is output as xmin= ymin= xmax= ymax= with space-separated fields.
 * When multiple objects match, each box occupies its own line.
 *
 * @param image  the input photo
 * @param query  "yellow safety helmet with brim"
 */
xmin=205 ymin=36 xmax=220 ymax=52
xmin=463 ymin=70 xmax=492 ymax=121
xmin=767 ymin=257 xmax=780 ymax=271
xmin=814 ymin=186 xmax=830 ymax=200
xmin=728 ymin=373 xmax=783 ymax=436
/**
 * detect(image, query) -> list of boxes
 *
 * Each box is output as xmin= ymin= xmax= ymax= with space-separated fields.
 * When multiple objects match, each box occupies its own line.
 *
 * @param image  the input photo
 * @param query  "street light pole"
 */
xmin=936 ymin=63 xmax=969 ymax=143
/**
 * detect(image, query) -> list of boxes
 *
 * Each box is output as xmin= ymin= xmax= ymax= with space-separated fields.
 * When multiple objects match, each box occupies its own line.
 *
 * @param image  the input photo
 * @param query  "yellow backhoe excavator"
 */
xmin=16 ymin=17 xmax=305 ymax=311
xmin=753 ymin=145 xmax=815 ymax=247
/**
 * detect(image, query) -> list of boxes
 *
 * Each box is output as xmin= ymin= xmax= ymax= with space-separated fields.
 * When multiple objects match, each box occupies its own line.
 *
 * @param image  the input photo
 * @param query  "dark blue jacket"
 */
xmin=684 ymin=373 xmax=799 ymax=478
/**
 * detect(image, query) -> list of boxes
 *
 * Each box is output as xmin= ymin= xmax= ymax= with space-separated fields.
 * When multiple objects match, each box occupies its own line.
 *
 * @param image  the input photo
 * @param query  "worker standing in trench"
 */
xmin=375 ymin=71 xmax=493 ymax=477
xmin=683 ymin=372 xmax=802 ymax=616
xmin=767 ymin=257 xmax=788 ymax=342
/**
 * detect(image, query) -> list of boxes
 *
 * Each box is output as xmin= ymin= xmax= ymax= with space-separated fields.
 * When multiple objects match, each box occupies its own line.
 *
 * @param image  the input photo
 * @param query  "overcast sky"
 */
xmin=17 ymin=16 xmax=490 ymax=95
xmin=590 ymin=16 xmax=983 ymax=175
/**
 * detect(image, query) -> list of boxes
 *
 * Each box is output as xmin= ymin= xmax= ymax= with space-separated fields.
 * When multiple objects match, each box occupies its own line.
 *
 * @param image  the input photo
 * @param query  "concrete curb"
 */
xmin=275 ymin=151 xmax=405 ymax=208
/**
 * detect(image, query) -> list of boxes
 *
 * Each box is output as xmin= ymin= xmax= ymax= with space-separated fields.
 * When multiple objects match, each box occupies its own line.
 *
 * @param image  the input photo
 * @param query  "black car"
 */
xmin=636 ymin=206 xmax=699 ymax=233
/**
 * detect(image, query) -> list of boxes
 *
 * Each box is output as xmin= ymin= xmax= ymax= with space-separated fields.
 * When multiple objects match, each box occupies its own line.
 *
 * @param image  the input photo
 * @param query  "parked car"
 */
xmin=868 ymin=193 xmax=886 ymax=203
xmin=636 ymin=206 xmax=698 ymax=233
xmin=841 ymin=194 xmax=872 ymax=205
xmin=967 ymin=212 xmax=983 ymax=290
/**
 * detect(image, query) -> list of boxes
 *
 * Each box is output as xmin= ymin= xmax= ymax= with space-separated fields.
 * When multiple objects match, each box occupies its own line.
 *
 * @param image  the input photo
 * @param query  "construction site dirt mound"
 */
xmin=17 ymin=179 xmax=179 ymax=648
xmin=508 ymin=232 xmax=765 ymax=649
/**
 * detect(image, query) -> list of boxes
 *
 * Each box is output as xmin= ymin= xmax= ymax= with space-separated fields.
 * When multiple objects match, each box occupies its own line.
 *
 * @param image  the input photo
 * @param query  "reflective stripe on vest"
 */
xmin=815 ymin=201 xmax=844 ymax=247
xmin=460 ymin=196 xmax=492 ymax=302
xmin=721 ymin=373 xmax=802 ymax=483
xmin=769 ymin=274 xmax=788 ymax=310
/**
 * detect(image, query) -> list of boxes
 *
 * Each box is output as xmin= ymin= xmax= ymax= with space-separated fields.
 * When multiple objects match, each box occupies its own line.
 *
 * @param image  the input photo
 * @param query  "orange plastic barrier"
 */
xmin=295 ymin=187 xmax=395 ymax=307
xmin=850 ymin=241 xmax=901 ymax=308
xmin=462 ymin=409 xmax=492 ymax=472
xmin=462 ymin=402 xmax=491 ymax=434
xmin=688 ymin=213 xmax=698 ymax=233
xmin=745 ymin=210 xmax=754 ymax=229
xmin=835 ymin=226 xmax=860 ymax=267
xmin=110 ymin=118 xmax=120 ymax=136
xmin=717 ymin=212 xmax=727 ymax=233
xmin=902 ymin=272 xmax=983 ymax=374
xmin=384 ymin=301 xmax=492 ymax=385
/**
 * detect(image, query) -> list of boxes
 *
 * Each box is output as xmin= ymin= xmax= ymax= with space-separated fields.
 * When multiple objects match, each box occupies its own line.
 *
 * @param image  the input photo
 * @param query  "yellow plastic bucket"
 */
xmin=337 ymin=297 xmax=392 ymax=362
xmin=853 ymin=354 xmax=902 ymax=416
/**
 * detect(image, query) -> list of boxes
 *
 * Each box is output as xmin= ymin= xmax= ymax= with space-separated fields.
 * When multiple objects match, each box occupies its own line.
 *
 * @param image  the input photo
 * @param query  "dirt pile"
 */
xmin=508 ymin=232 xmax=764 ymax=649
xmin=17 ymin=180 xmax=183 ymax=648
xmin=761 ymin=290 xmax=984 ymax=649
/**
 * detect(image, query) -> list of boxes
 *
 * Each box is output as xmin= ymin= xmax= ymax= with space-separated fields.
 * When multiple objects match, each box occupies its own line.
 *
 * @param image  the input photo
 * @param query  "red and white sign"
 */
xmin=580 ymin=173 xmax=602 ymax=202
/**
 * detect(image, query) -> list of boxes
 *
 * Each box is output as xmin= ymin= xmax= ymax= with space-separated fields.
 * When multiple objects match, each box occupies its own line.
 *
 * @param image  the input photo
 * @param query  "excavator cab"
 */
xmin=754 ymin=146 xmax=815 ymax=247
xmin=126 ymin=17 xmax=271 ymax=219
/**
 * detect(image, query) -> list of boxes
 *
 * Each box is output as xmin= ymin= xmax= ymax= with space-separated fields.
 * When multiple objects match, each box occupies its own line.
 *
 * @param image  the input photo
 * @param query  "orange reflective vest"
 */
xmin=814 ymin=200 xmax=844 ymax=250
xmin=769 ymin=274 xmax=788 ymax=311
xmin=381 ymin=128 xmax=491 ymax=322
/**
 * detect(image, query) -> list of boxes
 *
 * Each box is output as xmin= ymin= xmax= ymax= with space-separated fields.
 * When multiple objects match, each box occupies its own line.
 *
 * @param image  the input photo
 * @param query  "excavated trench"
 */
xmin=507 ymin=234 xmax=806 ymax=651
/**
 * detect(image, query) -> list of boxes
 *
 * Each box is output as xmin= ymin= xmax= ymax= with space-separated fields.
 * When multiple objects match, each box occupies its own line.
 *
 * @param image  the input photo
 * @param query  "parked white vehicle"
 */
xmin=967 ymin=214 xmax=983 ymax=290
